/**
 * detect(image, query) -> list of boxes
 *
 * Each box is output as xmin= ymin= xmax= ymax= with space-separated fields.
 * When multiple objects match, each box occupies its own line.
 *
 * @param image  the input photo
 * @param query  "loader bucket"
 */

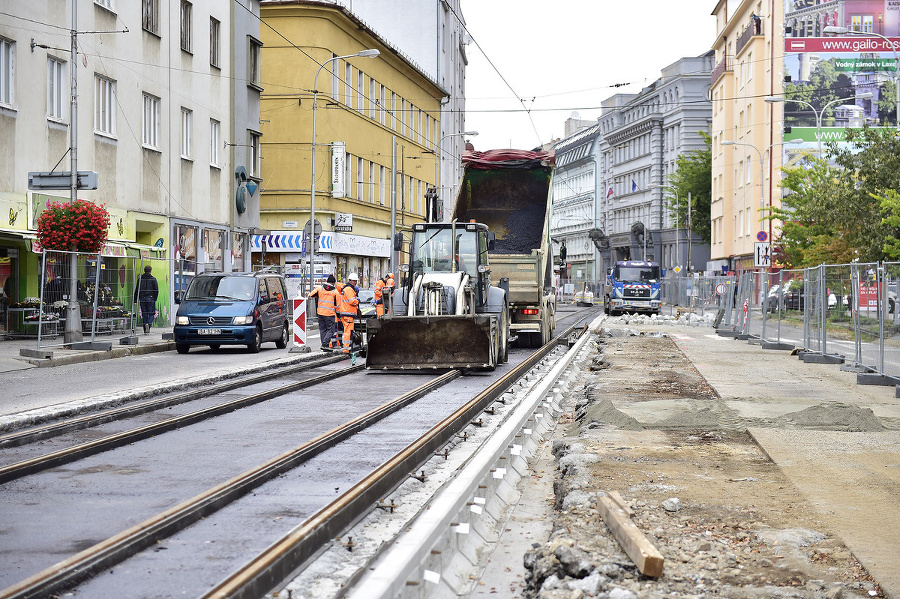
xmin=365 ymin=314 xmax=497 ymax=371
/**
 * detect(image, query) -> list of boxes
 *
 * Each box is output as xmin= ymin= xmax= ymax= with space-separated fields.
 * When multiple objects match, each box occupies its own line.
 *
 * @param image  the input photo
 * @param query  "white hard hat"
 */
xmin=348 ymin=272 xmax=359 ymax=281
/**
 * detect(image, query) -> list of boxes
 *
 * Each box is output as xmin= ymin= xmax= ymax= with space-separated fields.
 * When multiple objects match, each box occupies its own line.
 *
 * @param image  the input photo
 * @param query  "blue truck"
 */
xmin=603 ymin=260 xmax=663 ymax=316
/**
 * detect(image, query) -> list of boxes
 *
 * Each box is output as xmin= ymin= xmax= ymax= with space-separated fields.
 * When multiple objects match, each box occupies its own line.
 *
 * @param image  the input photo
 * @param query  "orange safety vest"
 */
xmin=308 ymin=284 xmax=337 ymax=317
xmin=338 ymin=283 xmax=359 ymax=318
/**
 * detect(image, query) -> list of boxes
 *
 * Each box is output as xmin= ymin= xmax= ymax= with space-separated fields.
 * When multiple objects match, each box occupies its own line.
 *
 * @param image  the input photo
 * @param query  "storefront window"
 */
xmin=174 ymin=224 xmax=198 ymax=292
xmin=204 ymin=229 xmax=225 ymax=272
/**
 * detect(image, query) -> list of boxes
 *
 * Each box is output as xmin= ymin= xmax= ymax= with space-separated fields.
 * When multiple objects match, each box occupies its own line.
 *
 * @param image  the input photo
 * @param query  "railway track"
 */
xmin=0 ymin=307 xmax=601 ymax=599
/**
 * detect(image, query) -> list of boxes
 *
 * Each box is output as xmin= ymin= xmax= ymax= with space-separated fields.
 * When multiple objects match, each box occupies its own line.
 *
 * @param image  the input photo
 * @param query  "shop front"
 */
xmin=251 ymin=231 xmax=392 ymax=297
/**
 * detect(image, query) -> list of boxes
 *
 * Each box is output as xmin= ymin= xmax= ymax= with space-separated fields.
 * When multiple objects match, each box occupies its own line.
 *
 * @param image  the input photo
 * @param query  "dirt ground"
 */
xmin=522 ymin=329 xmax=885 ymax=599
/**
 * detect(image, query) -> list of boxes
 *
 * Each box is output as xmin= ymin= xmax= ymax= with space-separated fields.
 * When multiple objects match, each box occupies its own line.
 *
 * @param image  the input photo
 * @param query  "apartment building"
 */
xmin=709 ymin=0 xmax=785 ymax=273
xmin=258 ymin=1 xmax=446 ymax=289
xmin=0 ymin=1 xmax=261 ymax=332
xmin=329 ymin=0 xmax=471 ymax=221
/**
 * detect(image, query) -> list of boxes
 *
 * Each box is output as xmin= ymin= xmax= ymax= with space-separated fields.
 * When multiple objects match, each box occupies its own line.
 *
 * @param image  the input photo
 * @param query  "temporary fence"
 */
xmin=24 ymin=250 xmax=143 ymax=349
xmin=703 ymin=261 xmax=900 ymax=387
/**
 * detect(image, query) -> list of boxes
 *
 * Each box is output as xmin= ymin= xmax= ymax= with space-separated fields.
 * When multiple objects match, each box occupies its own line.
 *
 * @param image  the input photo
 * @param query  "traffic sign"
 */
xmin=715 ymin=283 xmax=727 ymax=295
xmin=754 ymin=242 xmax=770 ymax=267
xmin=28 ymin=171 xmax=98 ymax=190
xmin=757 ymin=231 xmax=768 ymax=242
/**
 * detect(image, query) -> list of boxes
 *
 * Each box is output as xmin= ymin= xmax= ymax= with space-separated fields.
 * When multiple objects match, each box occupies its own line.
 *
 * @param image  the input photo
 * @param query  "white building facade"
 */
xmin=0 ymin=1 xmax=261 ymax=329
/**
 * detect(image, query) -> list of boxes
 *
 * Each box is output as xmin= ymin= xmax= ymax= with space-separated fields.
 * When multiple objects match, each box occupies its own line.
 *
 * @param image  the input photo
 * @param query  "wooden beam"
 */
xmin=598 ymin=496 xmax=664 ymax=577
xmin=608 ymin=490 xmax=635 ymax=518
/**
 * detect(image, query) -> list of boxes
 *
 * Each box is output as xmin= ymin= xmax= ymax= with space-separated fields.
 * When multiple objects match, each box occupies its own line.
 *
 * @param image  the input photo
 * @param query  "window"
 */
xmin=47 ymin=57 xmax=66 ymax=121
xmin=94 ymin=75 xmax=116 ymax=136
xmin=369 ymin=77 xmax=376 ymax=119
xmin=0 ymin=37 xmax=14 ymax=107
xmin=356 ymin=70 xmax=364 ymax=113
xmin=357 ymin=157 xmax=363 ymax=200
xmin=248 ymin=37 xmax=262 ymax=88
xmin=181 ymin=107 xmax=193 ymax=159
xmin=142 ymin=93 xmax=159 ymax=148
xmin=142 ymin=0 xmax=159 ymax=34
xmin=331 ymin=56 xmax=340 ymax=98
xmin=379 ymin=165 xmax=385 ymax=205
xmin=249 ymin=131 xmax=261 ymax=178
xmin=368 ymin=161 xmax=375 ymax=203
xmin=345 ymin=63 xmax=352 ymax=105
xmin=379 ymin=84 xmax=386 ymax=125
xmin=210 ymin=119 xmax=220 ymax=167
xmin=180 ymin=1 xmax=192 ymax=52
xmin=209 ymin=17 xmax=220 ymax=67
xmin=95 ymin=0 xmax=114 ymax=10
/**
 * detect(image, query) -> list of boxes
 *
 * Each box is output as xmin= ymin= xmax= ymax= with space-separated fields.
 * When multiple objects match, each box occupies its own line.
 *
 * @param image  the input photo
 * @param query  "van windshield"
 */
xmin=186 ymin=276 xmax=256 ymax=300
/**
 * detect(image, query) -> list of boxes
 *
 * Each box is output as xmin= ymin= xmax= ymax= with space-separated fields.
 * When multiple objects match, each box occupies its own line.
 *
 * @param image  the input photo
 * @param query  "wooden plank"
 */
xmin=608 ymin=490 xmax=635 ymax=518
xmin=598 ymin=496 xmax=664 ymax=577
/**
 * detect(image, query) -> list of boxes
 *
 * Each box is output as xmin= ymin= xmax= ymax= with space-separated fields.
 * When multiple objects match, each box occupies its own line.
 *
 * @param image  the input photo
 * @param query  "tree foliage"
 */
xmin=772 ymin=126 xmax=900 ymax=267
xmin=665 ymin=131 xmax=711 ymax=244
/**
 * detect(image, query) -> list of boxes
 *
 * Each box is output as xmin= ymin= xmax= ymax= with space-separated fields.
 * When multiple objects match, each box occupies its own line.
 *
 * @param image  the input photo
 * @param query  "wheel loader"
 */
xmin=365 ymin=220 xmax=510 ymax=371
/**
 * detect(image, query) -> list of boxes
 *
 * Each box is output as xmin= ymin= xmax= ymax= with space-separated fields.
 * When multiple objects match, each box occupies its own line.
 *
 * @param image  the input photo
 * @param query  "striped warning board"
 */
xmin=293 ymin=298 xmax=307 ymax=347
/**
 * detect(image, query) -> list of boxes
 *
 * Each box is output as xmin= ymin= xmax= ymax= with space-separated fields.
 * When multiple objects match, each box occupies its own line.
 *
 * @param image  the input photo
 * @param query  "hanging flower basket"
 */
xmin=36 ymin=199 xmax=111 ymax=253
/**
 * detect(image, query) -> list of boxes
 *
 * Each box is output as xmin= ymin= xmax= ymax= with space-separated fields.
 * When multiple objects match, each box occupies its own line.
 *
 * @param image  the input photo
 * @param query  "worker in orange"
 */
xmin=373 ymin=272 xmax=394 ymax=317
xmin=337 ymin=271 xmax=360 ymax=353
xmin=307 ymin=274 xmax=338 ymax=350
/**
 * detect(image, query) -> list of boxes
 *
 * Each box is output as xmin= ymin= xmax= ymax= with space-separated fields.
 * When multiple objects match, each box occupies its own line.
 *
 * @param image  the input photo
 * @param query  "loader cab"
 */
xmin=407 ymin=222 xmax=492 ymax=305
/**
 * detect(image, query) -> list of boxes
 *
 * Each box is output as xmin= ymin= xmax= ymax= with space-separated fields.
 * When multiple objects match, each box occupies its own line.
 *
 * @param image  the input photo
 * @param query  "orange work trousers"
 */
xmin=340 ymin=316 xmax=355 ymax=353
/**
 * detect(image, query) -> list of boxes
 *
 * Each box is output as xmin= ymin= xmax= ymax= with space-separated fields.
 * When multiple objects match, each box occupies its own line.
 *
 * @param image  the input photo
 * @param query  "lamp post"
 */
xmin=432 ymin=130 xmax=478 ymax=222
xmin=823 ymin=26 xmax=899 ymax=132
xmin=308 ymin=49 xmax=380 ymax=294
xmin=650 ymin=184 xmax=680 ymax=273
xmin=765 ymin=92 xmax=874 ymax=155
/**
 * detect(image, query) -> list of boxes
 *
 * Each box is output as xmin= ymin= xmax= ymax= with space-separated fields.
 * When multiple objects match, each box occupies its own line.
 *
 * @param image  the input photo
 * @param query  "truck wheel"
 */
xmin=499 ymin=304 xmax=509 ymax=363
xmin=176 ymin=343 xmax=189 ymax=354
xmin=603 ymin=296 xmax=610 ymax=314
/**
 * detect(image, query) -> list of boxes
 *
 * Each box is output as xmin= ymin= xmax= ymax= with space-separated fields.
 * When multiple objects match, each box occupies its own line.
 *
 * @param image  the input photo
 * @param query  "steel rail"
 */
xmin=0 ymin=371 xmax=460 ymax=599
xmin=0 ymin=353 xmax=347 ymax=447
xmin=203 ymin=322 xmax=586 ymax=599
xmin=0 ymin=362 xmax=360 ymax=484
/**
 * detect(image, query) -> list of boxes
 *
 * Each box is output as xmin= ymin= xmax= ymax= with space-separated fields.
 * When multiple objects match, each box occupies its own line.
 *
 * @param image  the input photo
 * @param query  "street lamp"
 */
xmin=765 ymin=92 xmax=874 ymax=155
xmin=308 ymin=48 xmax=380 ymax=294
xmin=432 ymin=130 xmax=478 ymax=222
xmin=823 ymin=26 xmax=899 ymax=132
xmin=649 ymin=184 xmax=680 ymax=273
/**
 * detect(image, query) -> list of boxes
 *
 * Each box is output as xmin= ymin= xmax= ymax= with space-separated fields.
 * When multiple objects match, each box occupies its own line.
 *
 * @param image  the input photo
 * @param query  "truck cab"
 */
xmin=604 ymin=260 xmax=663 ymax=316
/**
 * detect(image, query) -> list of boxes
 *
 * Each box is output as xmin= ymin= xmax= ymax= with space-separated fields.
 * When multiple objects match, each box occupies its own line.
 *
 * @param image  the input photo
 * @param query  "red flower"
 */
xmin=37 ymin=200 xmax=111 ymax=253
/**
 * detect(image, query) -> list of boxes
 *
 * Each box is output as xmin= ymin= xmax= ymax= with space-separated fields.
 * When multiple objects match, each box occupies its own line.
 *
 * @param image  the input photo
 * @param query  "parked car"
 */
xmin=173 ymin=271 xmax=291 ymax=354
xmin=356 ymin=288 xmax=377 ymax=319
xmin=766 ymin=281 xmax=804 ymax=312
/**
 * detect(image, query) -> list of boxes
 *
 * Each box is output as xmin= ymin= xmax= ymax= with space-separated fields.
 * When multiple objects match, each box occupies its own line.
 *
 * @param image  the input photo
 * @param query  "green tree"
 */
xmin=665 ymin=131 xmax=711 ymax=244
xmin=773 ymin=126 xmax=900 ymax=266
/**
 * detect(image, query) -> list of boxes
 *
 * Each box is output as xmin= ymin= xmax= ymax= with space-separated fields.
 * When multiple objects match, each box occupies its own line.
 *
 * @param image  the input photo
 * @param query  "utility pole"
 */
xmin=66 ymin=2 xmax=82 ymax=344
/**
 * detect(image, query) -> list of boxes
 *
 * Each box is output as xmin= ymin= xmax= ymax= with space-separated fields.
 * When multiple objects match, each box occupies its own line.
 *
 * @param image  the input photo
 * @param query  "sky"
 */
xmin=457 ymin=1 xmax=718 ymax=151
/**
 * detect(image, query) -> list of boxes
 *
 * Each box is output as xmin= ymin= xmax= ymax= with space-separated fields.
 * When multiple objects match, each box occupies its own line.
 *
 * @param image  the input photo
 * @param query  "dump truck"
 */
xmin=603 ymin=260 xmax=663 ymax=315
xmin=365 ymin=220 xmax=510 ymax=371
xmin=450 ymin=149 xmax=557 ymax=347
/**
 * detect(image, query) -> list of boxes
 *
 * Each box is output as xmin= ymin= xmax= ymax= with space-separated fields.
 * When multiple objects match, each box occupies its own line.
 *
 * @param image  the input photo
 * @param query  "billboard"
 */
xmin=782 ymin=1 xmax=899 ymax=152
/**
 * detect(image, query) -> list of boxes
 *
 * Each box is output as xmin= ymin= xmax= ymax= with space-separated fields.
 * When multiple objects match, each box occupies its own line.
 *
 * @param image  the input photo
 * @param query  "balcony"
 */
xmin=736 ymin=16 xmax=763 ymax=55
xmin=711 ymin=55 xmax=732 ymax=85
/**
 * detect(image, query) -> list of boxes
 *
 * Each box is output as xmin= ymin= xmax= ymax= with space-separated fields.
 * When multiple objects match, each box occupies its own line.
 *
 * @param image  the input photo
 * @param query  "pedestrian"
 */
xmin=133 ymin=265 xmax=159 ymax=334
xmin=373 ymin=272 xmax=394 ymax=317
xmin=337 ymin=272 xmax=360 ymax=353
xmin=308 ymin=274 xmax=338 ymax=350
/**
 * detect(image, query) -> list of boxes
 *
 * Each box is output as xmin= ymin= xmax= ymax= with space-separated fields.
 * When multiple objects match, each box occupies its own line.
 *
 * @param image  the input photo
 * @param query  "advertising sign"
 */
xmin=331 ymin=141 xmax=345 ymax=199
xmin=783 ymin=0 xmax=900 ymax=156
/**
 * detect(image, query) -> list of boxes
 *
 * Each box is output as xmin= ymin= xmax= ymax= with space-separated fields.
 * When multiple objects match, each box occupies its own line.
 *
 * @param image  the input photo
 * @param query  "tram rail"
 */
xmin=0 ymin=309 xmax=600 ymax=599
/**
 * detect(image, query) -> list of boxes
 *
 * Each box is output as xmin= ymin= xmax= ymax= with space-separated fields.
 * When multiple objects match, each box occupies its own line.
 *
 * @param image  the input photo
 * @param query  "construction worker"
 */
xmin=307 ymin=274 xmax=338 ymax=349
xmin=337 ymin=272 xmax=360 ymax=353
xmin=373 ymin=272 xmax=394 ymax=317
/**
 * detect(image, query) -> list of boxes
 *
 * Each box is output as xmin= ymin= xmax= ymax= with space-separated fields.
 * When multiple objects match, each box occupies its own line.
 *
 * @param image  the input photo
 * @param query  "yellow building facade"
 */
xmin=259 ymin=2 xmax=444 ymax=290
xmin=709 ymin=0 xmax=784 ymax=273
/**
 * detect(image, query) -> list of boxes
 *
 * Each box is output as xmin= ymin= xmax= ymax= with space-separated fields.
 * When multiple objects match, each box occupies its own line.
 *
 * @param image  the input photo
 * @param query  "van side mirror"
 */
xmin=174 ymin=290 xmax=183 ymax=304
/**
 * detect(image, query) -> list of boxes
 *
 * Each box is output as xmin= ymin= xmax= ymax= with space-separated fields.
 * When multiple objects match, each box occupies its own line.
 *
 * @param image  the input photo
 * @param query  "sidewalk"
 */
xmin=0 ymin=316 xmax=322 ymax=374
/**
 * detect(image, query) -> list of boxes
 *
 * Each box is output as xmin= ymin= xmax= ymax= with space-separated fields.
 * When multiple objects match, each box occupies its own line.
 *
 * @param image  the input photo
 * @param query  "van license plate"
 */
xmin=199 ymin=328 xmax=221 ymax=335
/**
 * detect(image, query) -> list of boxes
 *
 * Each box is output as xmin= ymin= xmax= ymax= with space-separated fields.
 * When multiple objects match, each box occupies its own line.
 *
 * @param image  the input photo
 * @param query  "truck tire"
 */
xmin=603 ymin=296 xmax=610 ymax=315
xmin=499 ymin=304 xmax=509 ymax=363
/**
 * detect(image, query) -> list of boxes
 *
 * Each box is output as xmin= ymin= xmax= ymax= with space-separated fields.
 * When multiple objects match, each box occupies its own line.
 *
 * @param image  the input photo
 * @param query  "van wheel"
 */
xmin=176 ymin=343 xmax=189 ymax=354
xmin=247 ymin=326 xmax=262 ymax=353
xmin=275 ymin=323 xmax=288 ymax=349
